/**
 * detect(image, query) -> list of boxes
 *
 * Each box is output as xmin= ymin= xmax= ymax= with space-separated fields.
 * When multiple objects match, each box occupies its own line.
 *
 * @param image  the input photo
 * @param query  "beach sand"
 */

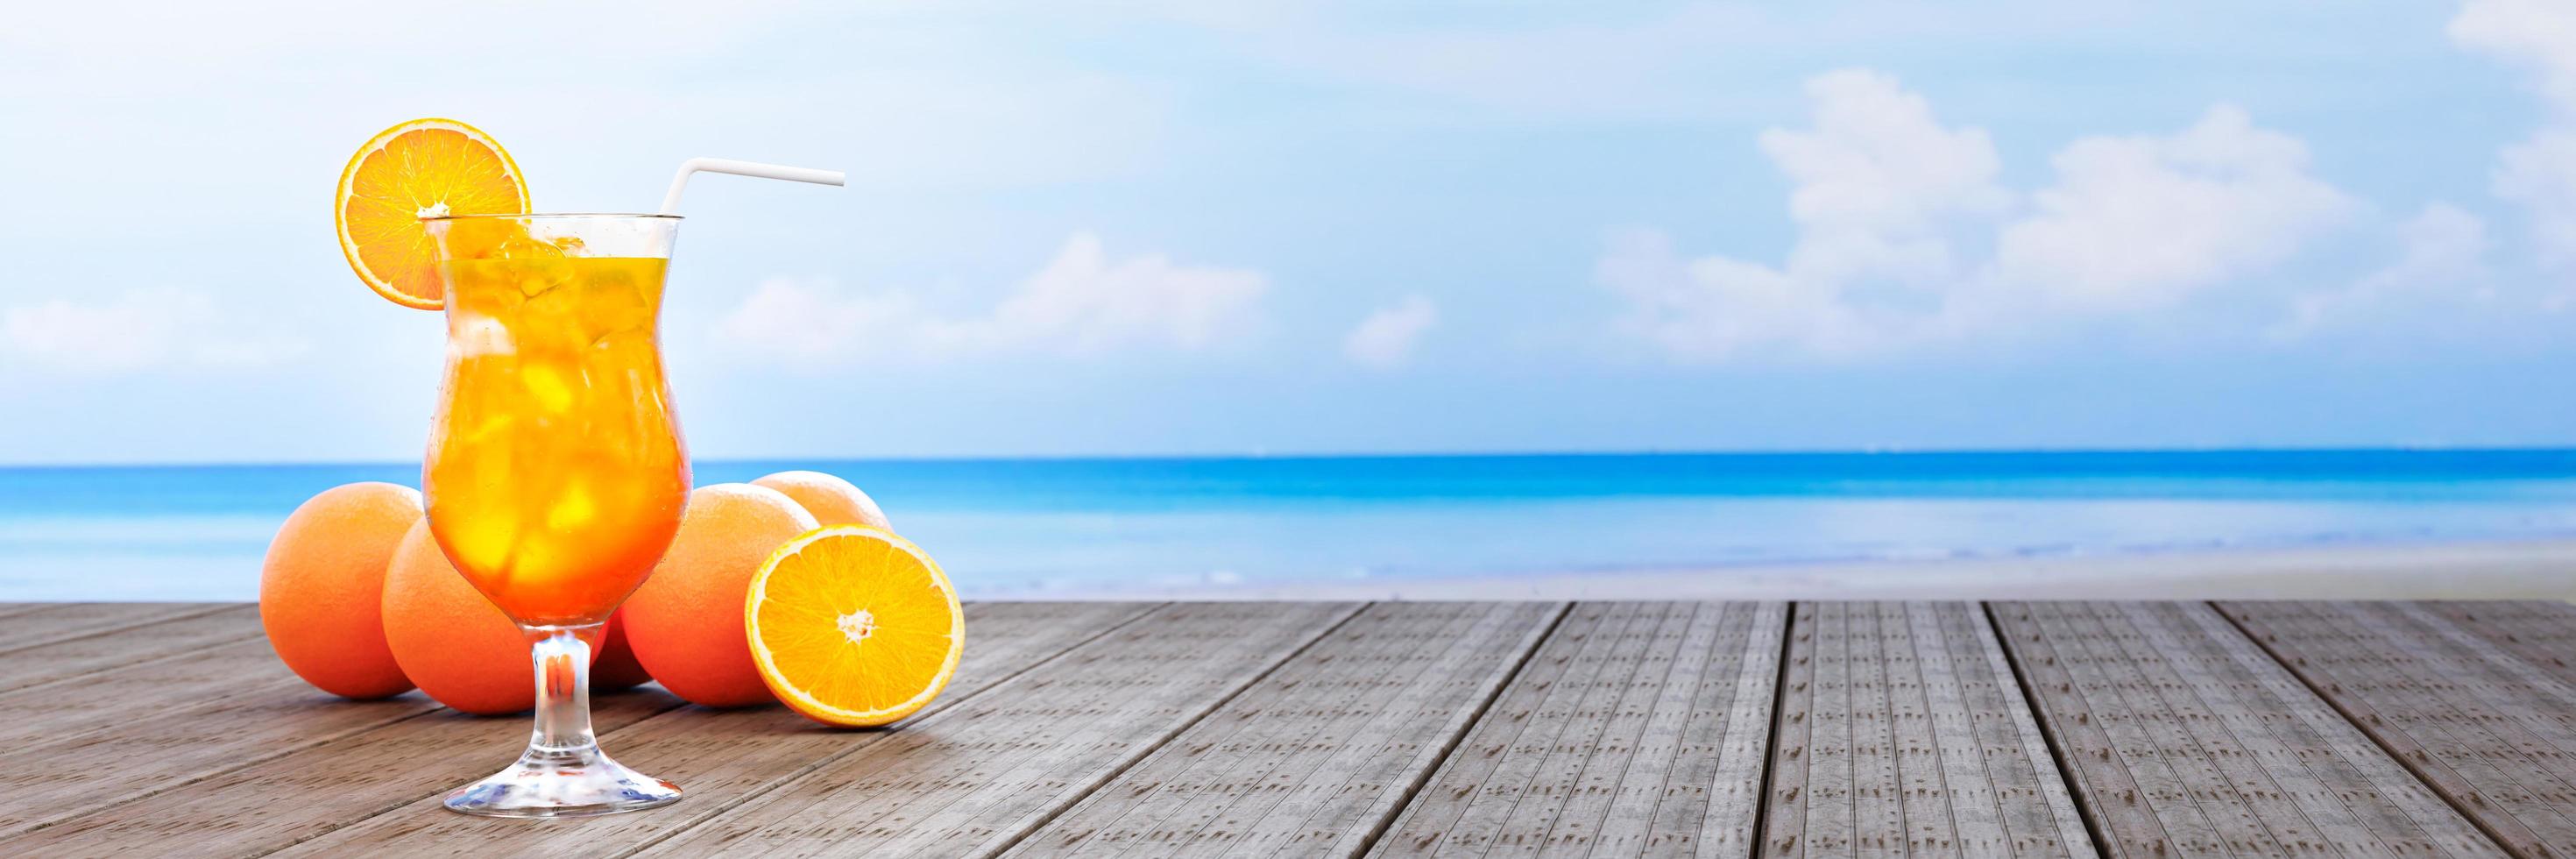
xmin=1083 ymin=539 xmax=2576 ymax=601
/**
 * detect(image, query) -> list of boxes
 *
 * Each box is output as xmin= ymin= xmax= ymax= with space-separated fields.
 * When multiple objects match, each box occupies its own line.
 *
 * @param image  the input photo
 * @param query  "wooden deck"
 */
xmin=4 ymin=601 xmax=2575 ymax=857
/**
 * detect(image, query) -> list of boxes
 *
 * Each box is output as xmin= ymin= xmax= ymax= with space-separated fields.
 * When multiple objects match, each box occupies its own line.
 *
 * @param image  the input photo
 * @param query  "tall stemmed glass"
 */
xmin=421 ymin=213 xmax=690 ymax=817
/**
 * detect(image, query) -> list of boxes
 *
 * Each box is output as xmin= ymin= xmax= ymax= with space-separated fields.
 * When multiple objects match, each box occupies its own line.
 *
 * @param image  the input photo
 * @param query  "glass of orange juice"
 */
xmin=421 ymin=213 xmax=690 ymax=817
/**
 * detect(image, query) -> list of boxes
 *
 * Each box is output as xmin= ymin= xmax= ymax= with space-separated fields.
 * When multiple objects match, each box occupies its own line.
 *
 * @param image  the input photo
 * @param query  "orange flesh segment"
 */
xmin=336 ymin=119 xmax=528 ymax=310
xmin=747 ymin=526 xmax=963 ymax=727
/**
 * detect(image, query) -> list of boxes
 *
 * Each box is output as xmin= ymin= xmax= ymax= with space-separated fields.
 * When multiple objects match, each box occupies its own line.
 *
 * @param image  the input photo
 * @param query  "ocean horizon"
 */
xmin=6 ymin=449 xmax=2576 ymax=601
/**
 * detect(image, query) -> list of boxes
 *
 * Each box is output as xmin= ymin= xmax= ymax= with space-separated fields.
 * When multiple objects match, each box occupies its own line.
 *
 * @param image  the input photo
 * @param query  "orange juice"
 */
xmin=423 ymin=250 xmax=689 ymax=626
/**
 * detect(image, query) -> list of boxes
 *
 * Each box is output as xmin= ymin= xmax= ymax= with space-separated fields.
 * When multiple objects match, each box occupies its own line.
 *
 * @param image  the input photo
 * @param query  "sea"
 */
xmin=5 ymin=450 xmax=2576 ymax=601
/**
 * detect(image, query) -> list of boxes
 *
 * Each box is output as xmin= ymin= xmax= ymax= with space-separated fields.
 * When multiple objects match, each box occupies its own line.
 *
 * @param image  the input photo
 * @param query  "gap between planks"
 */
xmin=936 ymin=602 xmax=1376 ymax=858
xmin=10 ymin=603 xmax=1165 ymax=855
xmin=1978 ymin=601 xmax=2115 ymax=859
xmin=31 ymin=600 xmax=2558 ymax=858
xmin=335 ymin=601 xmax=1178 ymax=858
xmin=2209 ymin=602 xmax=2539 ymax=859
xmin=1343 ymin=602 xmax=1577 ymax=859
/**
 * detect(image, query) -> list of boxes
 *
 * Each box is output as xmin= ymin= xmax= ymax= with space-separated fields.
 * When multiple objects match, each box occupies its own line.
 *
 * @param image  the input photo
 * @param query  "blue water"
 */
xmin=6 ymin=451 xmax=2576 ymax=600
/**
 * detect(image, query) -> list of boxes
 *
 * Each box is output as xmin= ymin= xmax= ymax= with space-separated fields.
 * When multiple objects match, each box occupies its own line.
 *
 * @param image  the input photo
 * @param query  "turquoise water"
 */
xmin=6 ymin=451 xmax=2576 ymax=600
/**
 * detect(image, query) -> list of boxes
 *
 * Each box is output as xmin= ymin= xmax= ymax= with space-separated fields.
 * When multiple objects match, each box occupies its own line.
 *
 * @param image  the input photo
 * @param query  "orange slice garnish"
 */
xmin=747 ymin=525 xmax=964 ymax=728
xmin=334 ymin=118 xmax=528 ymax=310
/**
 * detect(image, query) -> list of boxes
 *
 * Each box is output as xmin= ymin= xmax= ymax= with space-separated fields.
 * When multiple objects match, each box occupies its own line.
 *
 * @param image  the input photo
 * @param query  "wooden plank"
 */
xmin=1374 ymin=602 xmax=1786 ymax=858
xmin=1768 ymin=603 xmax=1821 ymax=858
xmin=0 ymin=638 xmax=333 ymax=754
xmin=272 ymin=602 xmax=1328 ymax=857
xmin=18 ymin=602 xmax=1156 ymax=858
xmin=0 ymin=605 xmax=262 ymax=692
xmin=1766 ymin=603 xmax=2091 ymax=859
xmin=0 ymin=603 xmax=236 ymax=653
xmin=1007 ymin=601 xmax=1563 ymax=857
xmin=1489 ymin=600 xmax=1675 ymax=856
xmin=1935 ymin=602 xmax=2092 ymax=858
xmin=616 ymin=601 xmax=1359 ymax=858
xmin=0 ymin=603 xmax=61 ymax=621
xmin=2219 ymin=600 xmax=2576 ymax=857
xmin=0 ymin=635 xmax=439 ymax=833
xmin=7 ymin=692 xmax=680 ymax=853
xmin=1993 ymin=601 xmax=2502 ymax=858
xmin=1555 ymin=603 xmax=1724 ymax=858
xmin=2419 ymin=600 xmax=2576 ymax=686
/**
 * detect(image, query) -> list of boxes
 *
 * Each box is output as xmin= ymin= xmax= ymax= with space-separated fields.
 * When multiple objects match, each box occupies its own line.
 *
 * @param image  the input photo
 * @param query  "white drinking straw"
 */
xmin=658 ymin=158 xmax=846 ymax=214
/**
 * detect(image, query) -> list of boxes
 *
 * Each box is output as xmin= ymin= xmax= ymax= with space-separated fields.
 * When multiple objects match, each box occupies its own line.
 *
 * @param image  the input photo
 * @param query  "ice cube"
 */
xmin=449 ymin=316 xmax=514 ymax=359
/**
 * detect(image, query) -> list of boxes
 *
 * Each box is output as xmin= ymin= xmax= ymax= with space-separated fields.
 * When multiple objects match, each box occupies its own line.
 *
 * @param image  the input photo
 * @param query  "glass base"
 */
xmin=442 ymin=742 xmax=682 ymax=819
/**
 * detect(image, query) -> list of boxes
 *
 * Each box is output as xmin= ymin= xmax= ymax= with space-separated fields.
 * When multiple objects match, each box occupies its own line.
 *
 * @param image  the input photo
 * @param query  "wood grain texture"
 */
xmin=1372 ymin=602 xmax=1786 ymax=858
xmin=1008 ymin=601 xmax=1563 ymax=858
xmin=0 ymin=603 xmax=237 ymax=653
xmin=16 ymin=600 xmax=2573 ymax=857
xmin=0 ymin=606 xmax=263 ymax=693
xmin=5 ymin=691 xmax=683 ymax=856
xmin=0 ymin=633 xmax=438 ymax=834
xmin=2419 ymin=600 xmax=2576 ymax=687
xmin=620 ymin=601 xmax=1362 ymax=858
xmin=2219 ymin=600 xmax=2576 ymax=858
xmin=227 ymin=602 xmax=1159 ymax=859
xmin=1992 ymin=601 xmax=2503 ymax=858
xmin=1766 ymin=603 xmax=2091 ymax=859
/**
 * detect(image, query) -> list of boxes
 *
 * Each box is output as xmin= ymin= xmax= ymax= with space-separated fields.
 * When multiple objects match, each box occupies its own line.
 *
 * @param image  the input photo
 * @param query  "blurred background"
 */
xmin=4 ymin=2 xmax=2574 ymax=600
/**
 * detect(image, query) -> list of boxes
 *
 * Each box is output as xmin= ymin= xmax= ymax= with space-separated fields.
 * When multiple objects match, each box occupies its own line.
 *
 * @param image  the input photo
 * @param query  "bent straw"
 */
xmin=659 ymin=158 xmax=845 ymax=214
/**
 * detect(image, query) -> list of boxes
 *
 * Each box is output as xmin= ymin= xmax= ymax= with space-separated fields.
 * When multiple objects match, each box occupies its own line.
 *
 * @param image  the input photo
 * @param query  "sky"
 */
xmin=2 ymin=1 xmax=2573 ymax=464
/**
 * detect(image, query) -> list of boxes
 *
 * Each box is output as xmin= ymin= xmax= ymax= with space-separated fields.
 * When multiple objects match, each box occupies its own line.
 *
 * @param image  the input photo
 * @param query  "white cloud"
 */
xmin=717 ymin=233 xmax=1267 ymax=366
xmin=2492 ymin=130 xmax=2576 ymax=265
xmin=1603 ymin=70 xmax=2355 ymax=362
xmin=1991 ymin=105 xmax=2353 ymax=310
xmin=2276 ymin=204 xmax=2495 ymax=337
xmin=1763 ymin=69 xmax=2009 ymax=238
xmin=2451 ymin=0 xmax=2576 ymax=112
xmin=1 ymin=288 xmax=307 ymax=376
xmin=1341 ymin=295 xmax=1437 ymax=369
xmin=1601 ymin=229 xmax=1888 ymax=361
xmin=2454 ymin=0 xmax=2576 ymax=265
xmin=1602 ymin=69 xmax=2001 ymax=360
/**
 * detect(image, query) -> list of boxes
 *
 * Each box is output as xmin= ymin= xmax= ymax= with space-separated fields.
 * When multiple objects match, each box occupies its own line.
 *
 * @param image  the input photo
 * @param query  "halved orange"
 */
xmin=334 ymin=118 xmax=528 ymax=310
xmin=747 ymin=525 xmax=965 ymax=727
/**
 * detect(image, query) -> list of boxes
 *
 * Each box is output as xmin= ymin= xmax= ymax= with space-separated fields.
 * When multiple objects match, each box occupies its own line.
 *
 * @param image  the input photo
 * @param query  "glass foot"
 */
xmin=443 ymin=743 xmax=682 ymax=819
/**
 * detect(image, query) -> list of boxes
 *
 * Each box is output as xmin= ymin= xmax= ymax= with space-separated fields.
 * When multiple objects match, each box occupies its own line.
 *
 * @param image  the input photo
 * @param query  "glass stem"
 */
xmin=524 ymin=624 xmax=600 ymax=758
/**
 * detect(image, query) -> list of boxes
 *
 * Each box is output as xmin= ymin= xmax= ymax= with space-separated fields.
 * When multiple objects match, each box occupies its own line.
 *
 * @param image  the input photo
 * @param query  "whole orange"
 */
xmin=259 ymin=482 xmax=421 ymax=699
xmin=621 ymin=484 xmax=818 ymax=707
xmin=593 ymin=608 xmax=652 ymax=691
xmin=382 ymin=520 xmax=533 ymax=714
xmin=752 ymin=470 xmax=892 ymax=531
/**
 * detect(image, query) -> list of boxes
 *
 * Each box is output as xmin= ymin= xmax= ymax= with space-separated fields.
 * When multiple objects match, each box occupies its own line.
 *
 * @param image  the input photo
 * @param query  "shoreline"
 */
xmin=1007 ymin=537 xmax=2576 ymax=601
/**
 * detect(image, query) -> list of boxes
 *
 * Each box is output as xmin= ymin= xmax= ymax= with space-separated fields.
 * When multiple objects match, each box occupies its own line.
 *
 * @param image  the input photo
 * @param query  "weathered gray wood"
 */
xmin=0 ymin=638 xmax=329 ymax=753
xmin=1993 ymin=601 xmax=2503 ymax=858
xmin=11 ymin=600 xmax=2566 ymax=856
xmin=608 ymin=601 xmax=1359 ymax=858
xmin=8 ymin=692 xmax=680 ymax=854
xmin=2421 ymin=600 xmax=2576 ymax=686
xmin=20 ymin=602 xmax=1157 ymax=858
xmin=0 ymin=634 xmax=437 ymax=833
xmin=0 ymin=606 xmax=263 ymax=692
xmin=1936 ymin=603 xmax=2091 ymax=857
xmin=1373 ymin=602 xmax=1786 ymax=858
xmin=2219 ymin=600 xmax=2576 ymax=857
xmin=1008 ymin=601 xmax=1563 ymax=858
xmin=0 ymin=603 xmax=237 ymax=653
xmin=1767 ymin=603 xmax=2091 ymax=859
